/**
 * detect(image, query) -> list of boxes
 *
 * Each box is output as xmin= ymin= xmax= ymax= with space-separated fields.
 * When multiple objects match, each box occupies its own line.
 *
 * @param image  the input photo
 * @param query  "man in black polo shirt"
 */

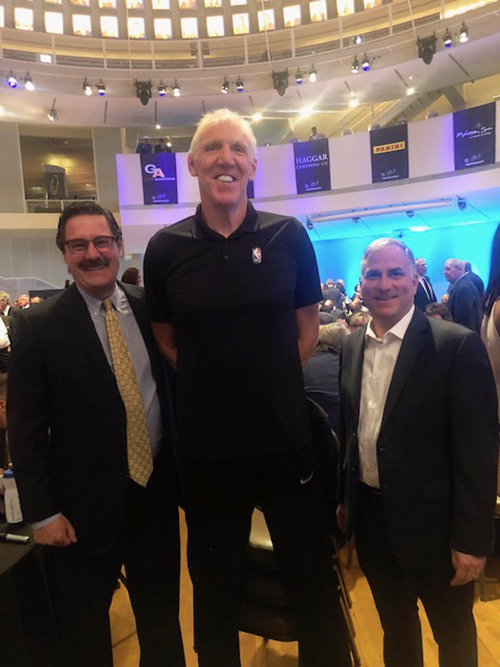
xmin=144 ymin=109 xmax=351 ymax=667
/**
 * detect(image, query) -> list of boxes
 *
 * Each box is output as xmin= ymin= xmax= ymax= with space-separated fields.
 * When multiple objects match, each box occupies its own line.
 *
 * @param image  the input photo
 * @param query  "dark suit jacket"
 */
xmin=465 ymin=271 xmax=484 ymax=298
xmin=414 ymin=277 xmax=436 ymax=312
xmin=339 ymin=308 xmax=498 ymax=569
xmin=7 ymin=283 xmax=178 ymax=555
xmin=448 ymin=275 xmax=481 ymax=332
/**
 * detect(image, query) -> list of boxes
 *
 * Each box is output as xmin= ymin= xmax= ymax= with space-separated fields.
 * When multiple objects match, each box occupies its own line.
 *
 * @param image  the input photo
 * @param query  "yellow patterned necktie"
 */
xmin=103 ymin=299 xmax=153 ymax=487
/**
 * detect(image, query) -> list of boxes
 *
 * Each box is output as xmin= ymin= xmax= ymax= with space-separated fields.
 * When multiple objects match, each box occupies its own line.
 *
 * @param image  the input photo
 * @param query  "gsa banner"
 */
xmin=454 ymin=102 xmax=496 ymax=171
xmin=370 ymin=125 xmax=409 ymax=183
xmin=141 ymin=153 xmax=178 ymax=205
xmin=294 ymin=139 xmax=331 ymax=195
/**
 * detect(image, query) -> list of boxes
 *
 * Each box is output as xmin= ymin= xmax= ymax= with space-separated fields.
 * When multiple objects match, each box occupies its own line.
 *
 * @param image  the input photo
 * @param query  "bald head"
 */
xmin=443 ymin=258 xmax=464 ymax=285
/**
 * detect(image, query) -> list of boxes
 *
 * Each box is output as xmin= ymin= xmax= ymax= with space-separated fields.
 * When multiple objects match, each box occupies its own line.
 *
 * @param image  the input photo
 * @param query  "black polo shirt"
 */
xmin=144 ymin=203 xmax=322 ymax=459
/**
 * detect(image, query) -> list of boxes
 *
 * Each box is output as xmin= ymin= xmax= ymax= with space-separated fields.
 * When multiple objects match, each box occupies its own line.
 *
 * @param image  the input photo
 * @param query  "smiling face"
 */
xmin=188 ymin=119 xmax=257 ymax=218
xmin=63 ymin=214 xmax=122 ymax=300
xmin=361 ymin=244 xmax=418 ymax=335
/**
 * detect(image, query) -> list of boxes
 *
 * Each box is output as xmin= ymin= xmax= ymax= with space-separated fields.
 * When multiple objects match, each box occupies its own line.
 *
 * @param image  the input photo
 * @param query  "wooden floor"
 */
xmin=110 ymin=510 xmax=500 ymax=667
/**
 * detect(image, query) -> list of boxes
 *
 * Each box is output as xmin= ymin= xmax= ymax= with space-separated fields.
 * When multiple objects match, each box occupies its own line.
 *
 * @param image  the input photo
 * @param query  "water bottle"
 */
xmin=3 ymin=468 xmax=24 ymax=527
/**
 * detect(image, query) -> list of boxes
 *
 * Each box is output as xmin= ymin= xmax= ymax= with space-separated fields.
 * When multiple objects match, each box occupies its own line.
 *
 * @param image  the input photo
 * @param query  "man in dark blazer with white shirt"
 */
xmin=338 ymin=238 xmax=498 ymax=667
xmin=8 ymin=202 xmax=185 ymax=667
xmin=414 ymin=257 xmax=437 ymax=312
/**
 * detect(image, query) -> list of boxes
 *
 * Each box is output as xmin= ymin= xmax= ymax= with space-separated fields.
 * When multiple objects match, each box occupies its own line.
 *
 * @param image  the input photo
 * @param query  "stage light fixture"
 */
xmin=406 ymin=86 xmax=415 ymax=96
xmin=361 ymin=54 xmax=370 ymax=72
xmin=172 ymin=80 xmax=181 ymax=97
xmin=300 ymin=105 xmax=314 ymax=117
xmin=354 ymin=35 xmax=363 ymax=45
xmin=308 ymin=65 xmax=318 ymax=83
xmin=417 ymin=34 xmax=437 ymax=65
xmin=221 ymin=77 xmax=230 ymax=94
xmin=272 ymin=70 xmax=289 ymax=97
xmin=458 ymin=197 xmax=467 ymax=211
xmin=7 ymin=72 xmax=17 ymax=88
xmin=351 ymin=57 xmax=360 ymax=74
xmin=295 ymin=69 xmax=303 ymax=84
xmin=252 ymin=111 xmax=263 ymax=122
xmin=443 ymin=28 xmax=453 ymax=47
xmin=155 ymin=123 xmax=161 ymax=130
xmin=48 ymin=99 xmax=58 ymax=122
xmin=235 ymin=76 xmax=244 ymax=93
xmin=23 ymin=73 xmax=34 ymax=91
xmin=406 ymin=210 xmax=415 ymax=218
xmin=136 ymin=80 xmax=152 ymax=106
xmin=158 ymin=82 xmax=167 ymax=97
xmin=349 ymin=96 xmax=359 ymax=108
xmin=166 ymin=137 xmax=172 ymax=148
xmin=459 ymin=23 xmax=468 ymax=43
xmin=96 ymin=80 xmax=106 ymax=96
xmin=306 ymin=220 xmax=314 ymax=230
xmin=83 ymin=78 xmax=93 ymax=96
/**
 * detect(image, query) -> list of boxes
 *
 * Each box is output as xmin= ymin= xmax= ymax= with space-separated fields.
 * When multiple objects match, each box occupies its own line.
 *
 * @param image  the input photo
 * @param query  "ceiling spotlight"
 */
xmin=361 ymin=54 xmax=370 ymax=72
xmin=166 ymin=137 xmax=172 ymax=148
xmin=443 ymin=28 xmax=453 ymax=48
xmin=48 ymin=99 xmax=58 ymax=122
xmin=252 ymin=111 xmax=263 ymax=122
xmin=272 ymin=70 xmax=289 ymax=97
xmin=7 ymin=72 xmax=17 ymax=88
xmin=158 ymin=82 xmax=167 ymax=97
xmin=300 ymin=105 xmax=314 ymax=117
xmin=417 ymin=34 xmax=437 ymax=65
xmin=308 ymin=65 xmax=318 ymax=83
xmin=306 ymin=219 xmax=314 ymax=230
xmin=351 ymin=57 xmax=360 ymax=74
xmin=136 ymin=80 xmax=152 ymax=105
xmin=172 ymin=80 xmax=181 ymax=97
xmin=221 ymin=77 xmax=230 ymax=94
xmin=295 ymin=69 xmax=303 ymax=84
xmin=23 ymin=73 xmax=34 ymax=92
xmin=406 ymin=86 xmax=415 ymax=95
xmin=83 ymin=78 xmax=92 ymax=96
xmin=458 ymin=197 xmax=467 ymax=211
xmin=155 ymin=123 xmax=161 ymax=130
xmin=235 ymin=76 xmax=244 ymax=93
xmin=459 ymin=23 xmax=468 ymax=43
xmin=354 ymin=35 xmax=363 ymax=45
xmin=96 ymin=80 xmax=106 ymax=96
xmin=349 ymin=96 xmax=359 ymax=108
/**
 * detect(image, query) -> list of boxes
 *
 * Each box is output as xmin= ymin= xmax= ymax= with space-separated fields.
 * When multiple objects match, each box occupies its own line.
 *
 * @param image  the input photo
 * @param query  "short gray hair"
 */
xmin=0 ymin=291 xmax=10 ymax=303
xmin=361 ymin=238 xmax=416 ymax=276
xmin=189 ymin=108 xmax=257 ymax=160
xmin=317 ymin=322 xmax=350 ymax=352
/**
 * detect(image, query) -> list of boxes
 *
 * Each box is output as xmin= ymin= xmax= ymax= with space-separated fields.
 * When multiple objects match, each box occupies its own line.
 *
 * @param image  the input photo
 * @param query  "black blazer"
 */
xmin=339 ymin=308 xmax=498 ymax=569
xmin=448 ymin=276 xmax=481 ymax=332
xmin=7 ymin=283 xmax=178 ymax=554
xmin=414 ymin=278 xmax=436 ymax=312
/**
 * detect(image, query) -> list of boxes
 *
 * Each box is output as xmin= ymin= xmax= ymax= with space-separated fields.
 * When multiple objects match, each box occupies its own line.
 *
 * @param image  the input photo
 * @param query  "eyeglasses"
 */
xmin=64 ymin=235 xmax=118 ymax=255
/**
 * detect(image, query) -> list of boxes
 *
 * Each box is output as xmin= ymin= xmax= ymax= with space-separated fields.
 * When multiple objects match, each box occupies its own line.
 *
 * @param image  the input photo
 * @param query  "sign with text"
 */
xmin=370 ymin=125 xmax=409 ymax=183
xmin=294 ymin=139 xmax=331 ymax=195
xmin=454 ymin=102 xmax=496 ymax=171
xmin=141 ymin=153 xmax=178 ymax=205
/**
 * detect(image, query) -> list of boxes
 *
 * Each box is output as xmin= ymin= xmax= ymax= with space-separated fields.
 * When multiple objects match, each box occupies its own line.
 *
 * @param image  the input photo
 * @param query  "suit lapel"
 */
xmin=380 ymin=309 xmax=429 ymax=430
xmin=58 ymin=285 xmax=120 ymax=398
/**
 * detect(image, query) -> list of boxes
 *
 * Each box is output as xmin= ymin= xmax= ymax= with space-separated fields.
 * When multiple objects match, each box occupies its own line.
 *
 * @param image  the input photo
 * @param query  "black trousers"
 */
xmin=355 ymin=483 xmax=477 ymax=667
xmin=43 ymin=474 xmax=185 ymax=667
xmin=181 ymin=449 xmax=352 ymax=667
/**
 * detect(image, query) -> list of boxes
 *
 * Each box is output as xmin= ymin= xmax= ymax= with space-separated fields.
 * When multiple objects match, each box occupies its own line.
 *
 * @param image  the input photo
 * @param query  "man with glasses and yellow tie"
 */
xmin=7 ymin=202 xmax=185 ymax=667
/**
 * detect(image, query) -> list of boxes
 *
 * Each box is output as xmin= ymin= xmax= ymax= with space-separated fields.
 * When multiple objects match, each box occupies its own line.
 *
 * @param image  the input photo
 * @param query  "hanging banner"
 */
xmin=370 ymin=125 xmax=409 ymax=183
xmin=294 ymin=138 xmax=331 ymax=195
xmin=141 ymin=153 xmax=178 ymax=205
xmin=454 ymin=102 xmax=496 ymax=171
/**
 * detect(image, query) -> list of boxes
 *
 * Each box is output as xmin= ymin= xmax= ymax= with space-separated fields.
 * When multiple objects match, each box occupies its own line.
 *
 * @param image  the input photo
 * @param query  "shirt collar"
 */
xmin=77 ymin=282 xmax=126 ymax=318
xmin=192 ymin=201 xmax=259 ymax=240
xmin=366 ymin=305 xmax=415 ymax=343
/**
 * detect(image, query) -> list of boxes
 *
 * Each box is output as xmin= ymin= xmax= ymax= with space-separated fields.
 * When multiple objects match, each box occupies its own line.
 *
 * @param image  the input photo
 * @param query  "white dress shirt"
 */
xmin=358 ymin=306 xmax=415 ymax=488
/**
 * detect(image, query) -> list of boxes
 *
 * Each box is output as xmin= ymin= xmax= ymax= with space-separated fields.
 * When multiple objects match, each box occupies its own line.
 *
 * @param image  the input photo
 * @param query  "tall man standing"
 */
xmin=414 ymin=257 xmax=436 ymax=311
xmin=444 ymin=258 xmax=481 ymax=331
xmin=8 ymin=202 xmax=185 ymax=667
xmin=144 ymin=109 xmax=351 ymax=667
xmin=338 ymin=238 xmax=498 ymax=667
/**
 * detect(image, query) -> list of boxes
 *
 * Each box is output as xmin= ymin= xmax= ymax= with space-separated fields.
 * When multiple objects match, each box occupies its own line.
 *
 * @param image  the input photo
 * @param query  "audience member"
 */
xmin=144 ymin=109 xmax=352 ymax=667
xmin=444 ymin=258 xmax=481 ymax=332
xmin=338 ymin=238 xmax=498 ymax=667
xmin=481 ymin=224 xmax=500 ymax=421
xmin=425 ymin=302 xmax=453 ymax=322
xmin=349 ymin=311 xmax=370 ymax=332
xmin=155 ymin=138 xmax=173 ymax=154
xmin=135 ymin=136 xmax=152 ymax=154
xmin=464 ymin=261 xmax=485 ymax=298
xmin=322 ymin=279 xmax=342 ymax=309
xmin=0 ymin=291 xmax=16 ymax=316
xmin=0 ymin=315 xmax=10 ymax=373
xmin=30 ymin=296 xmax=43 ymax=305
xmin=18 ymin=294 xmax=29 ymax=310
xmin=303 ymin=322 xmax=350 ymax=434
xmin=8 ymin=201 xmax=185 ymax=667
xmin=414 ymin=257 xmax=437 ymax=311
xmin=309 ymin=126 xmax=326 ymax=141
xmin=0 ymin=373 xmax=7 ymax=472
xmin=121 ymin=267 xmax=142 ymax=285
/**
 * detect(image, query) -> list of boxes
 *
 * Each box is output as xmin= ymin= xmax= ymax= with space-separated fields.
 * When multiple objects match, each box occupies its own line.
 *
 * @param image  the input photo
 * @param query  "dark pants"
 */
xmin=43 ymin=475 xmax=185 ymax=667
xmin=355 ymin=483 xmax=477 ymax=667
xmin=181 ymin=449 xmax=352 ymax=667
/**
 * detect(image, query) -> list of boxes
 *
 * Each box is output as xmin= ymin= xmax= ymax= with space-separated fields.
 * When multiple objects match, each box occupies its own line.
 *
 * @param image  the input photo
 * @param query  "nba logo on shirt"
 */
xmin=252 ymin=247 xmax=262 ymax=264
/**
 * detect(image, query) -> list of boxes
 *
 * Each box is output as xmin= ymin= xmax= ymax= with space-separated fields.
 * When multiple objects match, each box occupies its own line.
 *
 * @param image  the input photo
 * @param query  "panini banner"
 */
xmin=370 ymin=125 xmax=409 ymax=183
xmin=294 ymin=139 xmax=331 ymax=195
xmin=141 ymin=153 xmax=178 ymax=205
xmin=454 ymin=102 xmax=496 ymax=171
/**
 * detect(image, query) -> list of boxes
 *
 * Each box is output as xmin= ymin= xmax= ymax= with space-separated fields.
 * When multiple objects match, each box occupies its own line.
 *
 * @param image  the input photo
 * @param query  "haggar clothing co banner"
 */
xmin=141 ymin=153 xmax=178 ymax=205
xmin=294 ymin=139 xmax=331 ymax=195
xmin=370 ymin=125 xmax=409 ymax=183
xmin=453 ymin=102 xmax=496 ymax=171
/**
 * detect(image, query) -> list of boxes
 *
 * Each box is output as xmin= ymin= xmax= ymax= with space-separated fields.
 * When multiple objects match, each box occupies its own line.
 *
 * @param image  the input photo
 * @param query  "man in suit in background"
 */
xmin=414 ymin=257 xmax=437 ymax=312
xmin=0 ymin=291 xmax=17 ymax=317
xmin=338 ymin=238 xmax=498 ymax=667
xmin=444 ymin=258 xmax=481 ymax=331
xmin=463 ymin=261 xmax=485 ymax=298
xmin=8 ymin=202 xmax=185 ymax=667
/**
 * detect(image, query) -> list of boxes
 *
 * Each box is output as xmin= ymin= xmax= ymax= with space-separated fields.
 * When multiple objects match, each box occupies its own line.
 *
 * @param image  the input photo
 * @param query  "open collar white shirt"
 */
xmin=358 ymin=305 xmax=415 ymax=488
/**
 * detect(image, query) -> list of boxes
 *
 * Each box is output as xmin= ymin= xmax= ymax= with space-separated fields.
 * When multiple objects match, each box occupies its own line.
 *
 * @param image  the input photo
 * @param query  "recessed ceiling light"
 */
xmin=252 ymin=111 xmax=263 ymax=122
xmin=39 ymin=54 xmax=52 ymax=64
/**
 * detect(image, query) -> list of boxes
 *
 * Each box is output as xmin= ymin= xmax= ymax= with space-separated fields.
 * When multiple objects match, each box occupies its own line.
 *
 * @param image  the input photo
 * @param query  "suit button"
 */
xmin=351 ymin=467 xmax=356 ymax=473
xmin=379 ymin=447 xmax=386 ymax=452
